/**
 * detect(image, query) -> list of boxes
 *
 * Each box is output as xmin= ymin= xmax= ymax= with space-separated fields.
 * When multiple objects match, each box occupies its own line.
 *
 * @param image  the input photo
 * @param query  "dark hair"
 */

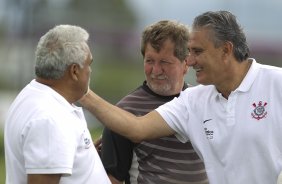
xmin=193 ymin=10 xmax=249 ymax=62
xmin=141 ymin=20 xmax=189 ymax=61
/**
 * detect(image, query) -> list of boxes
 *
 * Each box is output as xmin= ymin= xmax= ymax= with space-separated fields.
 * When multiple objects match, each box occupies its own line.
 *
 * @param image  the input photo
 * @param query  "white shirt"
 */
xmin=156 ymin=59 xmax=282 ymax=184
xmin=4 ymin=80 xmax=110 ymax=184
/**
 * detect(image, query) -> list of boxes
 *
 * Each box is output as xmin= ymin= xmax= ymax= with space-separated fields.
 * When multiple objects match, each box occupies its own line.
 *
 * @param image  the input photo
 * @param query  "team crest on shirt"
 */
xmin=251 ymin=101 xmax=267 ymax=120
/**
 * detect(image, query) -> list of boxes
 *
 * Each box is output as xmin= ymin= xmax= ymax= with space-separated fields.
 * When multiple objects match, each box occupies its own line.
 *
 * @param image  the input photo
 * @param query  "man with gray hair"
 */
xmin=4 ymin=25 xmax=110 ymax=184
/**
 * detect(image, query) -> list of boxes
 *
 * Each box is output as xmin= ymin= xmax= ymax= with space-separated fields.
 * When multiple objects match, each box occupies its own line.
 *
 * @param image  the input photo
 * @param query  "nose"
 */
xmin=187 ymin=54 xmax=196 ymax=66
xmin=152 ymin=63 xmax=163 ymax=74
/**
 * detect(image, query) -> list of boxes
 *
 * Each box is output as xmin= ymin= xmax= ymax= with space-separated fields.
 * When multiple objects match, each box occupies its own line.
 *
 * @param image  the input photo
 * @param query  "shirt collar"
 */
xmin=213 ymin=58 xmax=260 ymax=99
xmin=30 ymin=79 xmax=81 ymax=113
xmin=236 ymin=58 xmax=259 ymax=92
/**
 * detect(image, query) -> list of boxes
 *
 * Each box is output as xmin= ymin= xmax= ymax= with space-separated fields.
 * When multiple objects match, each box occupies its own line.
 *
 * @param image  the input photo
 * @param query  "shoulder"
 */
xmin=259 ymin=63 xmax=282 ymax=75
xmin=182 ymin=84 xmax=215 ymax=98
xmin=175 ymin=85 xmax=216 ymax=110
xmin=116 ymin=85 xmax=155 ymax=110
xmin=255 ymin=63 xmax=282 ymax=86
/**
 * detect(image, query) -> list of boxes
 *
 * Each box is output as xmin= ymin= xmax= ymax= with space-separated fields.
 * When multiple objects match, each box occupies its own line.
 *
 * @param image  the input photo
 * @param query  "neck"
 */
xmin=36 ymin=77 xmax=74 ymax=104
xmin=217 ymin=60 xmax=252 ymax=99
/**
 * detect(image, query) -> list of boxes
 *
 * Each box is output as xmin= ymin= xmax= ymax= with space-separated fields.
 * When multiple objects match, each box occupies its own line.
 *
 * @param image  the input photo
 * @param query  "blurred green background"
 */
xmin=1 ymin=0 xmax=282 ymax=183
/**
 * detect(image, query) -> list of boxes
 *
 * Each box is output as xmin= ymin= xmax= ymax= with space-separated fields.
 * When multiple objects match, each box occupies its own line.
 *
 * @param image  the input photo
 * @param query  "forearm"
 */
xmin=79 ymin=90 xmax=143 ymax=142
xmin=28 ymin=174 xmax=61 ymax=184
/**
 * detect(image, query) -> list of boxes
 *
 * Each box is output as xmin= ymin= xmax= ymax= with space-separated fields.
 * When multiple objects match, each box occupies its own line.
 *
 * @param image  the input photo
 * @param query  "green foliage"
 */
xmin=91 ymin=61 xmax=144 ymax=103
xmin=90 ymin=126 xmax=103 ymax=141
xmin=69 ymin=0 xmax=136 ymax=27
xmin=0 ymin=156 xmax=4 ymax=183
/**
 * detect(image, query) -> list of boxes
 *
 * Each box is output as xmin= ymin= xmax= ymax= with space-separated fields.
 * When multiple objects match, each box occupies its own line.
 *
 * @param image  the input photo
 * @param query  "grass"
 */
xmin=0 ymin=132 xmax=5 ymax=184
xmin=0 ymin=156 xmax=4 ymax=184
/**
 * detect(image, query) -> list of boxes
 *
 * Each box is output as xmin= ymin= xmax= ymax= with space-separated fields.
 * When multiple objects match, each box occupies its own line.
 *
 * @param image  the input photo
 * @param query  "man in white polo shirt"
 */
xmin=4 ymin=25 xmax=110 ymax=184
xmin=79 ymin=11 xmax=282 ymax=184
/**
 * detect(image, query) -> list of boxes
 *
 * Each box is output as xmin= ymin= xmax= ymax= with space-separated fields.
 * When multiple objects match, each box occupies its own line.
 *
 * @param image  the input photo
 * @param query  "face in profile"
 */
xmin=75 ymin=47 xmax=93 ymax=98
xmin=188 ymin=28 xmax=228 ymax=86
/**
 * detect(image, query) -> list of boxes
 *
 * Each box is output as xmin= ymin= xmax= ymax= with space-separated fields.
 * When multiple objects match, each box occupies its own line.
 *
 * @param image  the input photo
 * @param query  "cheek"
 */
xmin=144 ymin=65 xmax=152 ymax=75
xmin=87 ymin=67 xmax=92 ymax=77
xmin=164 ymin=66 xmax=179 ymax=76
xmin=166 ymin=68 xmax=185 ymax=81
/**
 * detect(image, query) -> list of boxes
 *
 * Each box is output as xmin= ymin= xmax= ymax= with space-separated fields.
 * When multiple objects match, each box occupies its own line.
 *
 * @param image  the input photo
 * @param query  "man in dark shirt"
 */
xmin=100 ymin=20 xmax=208 ymax=184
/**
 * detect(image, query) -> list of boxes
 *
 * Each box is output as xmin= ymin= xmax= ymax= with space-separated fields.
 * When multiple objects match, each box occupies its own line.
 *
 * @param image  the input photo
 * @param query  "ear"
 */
xmin=223 ymin=41 xmax=233 ymax=56
xmin=69 ymin=63 xmax=80 ymax=81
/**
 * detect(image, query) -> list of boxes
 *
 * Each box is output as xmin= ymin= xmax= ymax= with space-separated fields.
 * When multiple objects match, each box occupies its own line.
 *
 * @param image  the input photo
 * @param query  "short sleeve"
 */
xmin=156 ymin=92 xmax=190 ymax=143
xmin=22 ymin=117 xmax=77 ymax=174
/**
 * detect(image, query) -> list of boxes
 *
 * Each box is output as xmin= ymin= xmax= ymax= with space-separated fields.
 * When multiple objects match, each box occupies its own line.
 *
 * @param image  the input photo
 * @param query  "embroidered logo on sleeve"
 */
xmin=82 ymin=130 xmax=92 ymax=149
xmin=251 ymin=101 xmax=267 ymax=120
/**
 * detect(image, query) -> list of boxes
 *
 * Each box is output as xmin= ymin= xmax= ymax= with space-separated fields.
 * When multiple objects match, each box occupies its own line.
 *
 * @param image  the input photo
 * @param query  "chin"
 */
xmin=196 ymin=78 xmax=208 ymax=85
xmin=199 ymin=81 xmax=212 ymax=86
xmin=153 ymin=85 xmax=172 ymax=95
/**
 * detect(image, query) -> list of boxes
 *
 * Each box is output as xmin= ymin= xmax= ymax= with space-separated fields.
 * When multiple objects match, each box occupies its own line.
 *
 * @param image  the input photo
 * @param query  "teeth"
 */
xmin=157 ymin=76 xmax=166 ymax=80
xmin=151 ymin=75 xmax=167 ymax=80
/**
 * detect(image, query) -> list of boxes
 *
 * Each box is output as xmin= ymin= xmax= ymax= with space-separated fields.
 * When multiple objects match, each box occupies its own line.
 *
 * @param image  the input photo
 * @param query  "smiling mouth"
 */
xmin=151 ymin=75 xmax=167 ymax=80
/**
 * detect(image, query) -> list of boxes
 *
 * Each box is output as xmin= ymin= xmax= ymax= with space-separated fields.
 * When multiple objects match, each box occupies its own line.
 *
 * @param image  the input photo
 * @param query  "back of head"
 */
xmin=192 ymin=10 xmax=249 ymax=62
xmin=141 ymin=20 xmax=189 ymax=61
xmin=35 ymin=25 xmax=89 ymax=80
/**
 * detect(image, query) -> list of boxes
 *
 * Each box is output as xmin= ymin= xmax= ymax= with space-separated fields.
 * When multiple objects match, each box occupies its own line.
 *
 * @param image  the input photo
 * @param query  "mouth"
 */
xmin=151 ymin=75 xmax=167 ymax=80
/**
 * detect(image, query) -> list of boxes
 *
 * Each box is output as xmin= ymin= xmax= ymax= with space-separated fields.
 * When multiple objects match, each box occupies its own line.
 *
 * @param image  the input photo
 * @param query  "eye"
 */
xmin=145 ymin=59 xmax=153 ymax=64
xmin=194 ymin=49 xmax=203 ymax=55
xmin=90 ymin=58 xmax=93 ymax=64
xmin=189 ymin=48 xmax=203 ymax=57
xmin=160 ymin=60 xmax=170 ymax=64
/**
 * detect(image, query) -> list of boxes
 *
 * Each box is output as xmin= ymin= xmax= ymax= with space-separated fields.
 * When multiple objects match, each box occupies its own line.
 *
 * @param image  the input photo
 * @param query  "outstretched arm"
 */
xmin=79 ymin=90 xmax=175 ymax=142
xmin=28 ymin=174 xmax=61 ymax=184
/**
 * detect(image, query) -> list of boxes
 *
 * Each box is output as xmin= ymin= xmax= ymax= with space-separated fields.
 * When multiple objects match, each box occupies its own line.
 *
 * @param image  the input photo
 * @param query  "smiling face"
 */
xmin=144 ymin=39 xmax=188 ymax=96
xmin=187 ymin=28 xmax=229 ymax=86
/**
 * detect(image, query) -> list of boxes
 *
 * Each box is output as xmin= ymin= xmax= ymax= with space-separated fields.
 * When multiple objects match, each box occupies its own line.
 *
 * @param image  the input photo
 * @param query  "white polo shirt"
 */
xmin=156 ymin=59 xmax=282 ymax=184
xmin=5 ymin=80 xmax=110 ymax=184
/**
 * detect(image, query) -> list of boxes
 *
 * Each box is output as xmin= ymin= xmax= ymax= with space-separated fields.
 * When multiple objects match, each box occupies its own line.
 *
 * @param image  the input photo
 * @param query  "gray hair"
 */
xmin=35 ymin=25 xmax=90 ymax=79
xmin=192 ymin=10 xmax=249 ymax=62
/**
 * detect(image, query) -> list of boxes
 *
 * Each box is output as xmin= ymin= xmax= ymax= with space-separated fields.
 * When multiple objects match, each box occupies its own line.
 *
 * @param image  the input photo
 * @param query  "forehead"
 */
xmin=85 ymin=49 xmax=93 ymax=63
xmin=145 ymin=39 xmax=175 ymax=53
xmin=188 ymin=28 xmax=212 ymax=47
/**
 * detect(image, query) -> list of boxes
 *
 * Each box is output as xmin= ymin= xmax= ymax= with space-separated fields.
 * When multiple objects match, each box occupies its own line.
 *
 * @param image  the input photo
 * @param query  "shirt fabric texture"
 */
xmin=156 ymin=59 xmax=282 ymax=184
xmin=101 ymin=81 xmax=208 ymax=184
xmin=4 ymin=79 xmax=110 ymax=184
